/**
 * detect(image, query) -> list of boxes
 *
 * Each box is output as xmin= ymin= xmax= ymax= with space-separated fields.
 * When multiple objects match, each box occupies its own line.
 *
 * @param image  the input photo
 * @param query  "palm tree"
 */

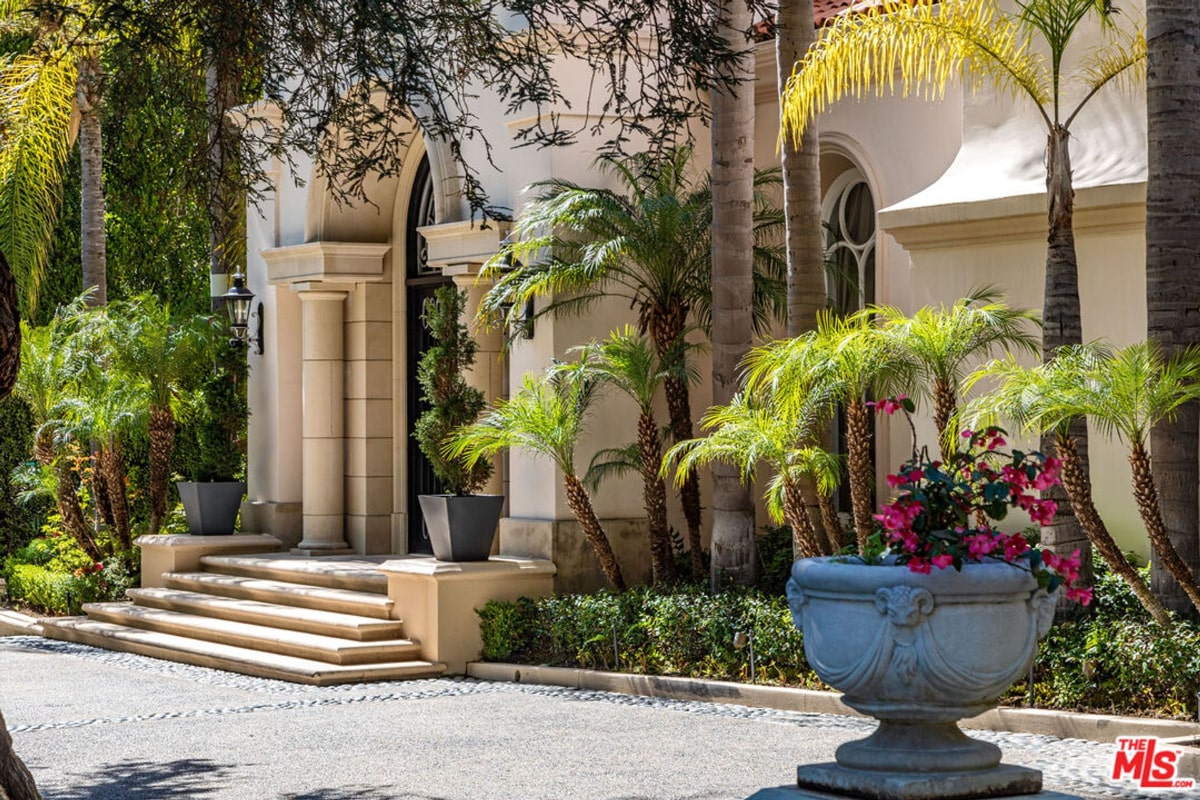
xmin=575 ymin=327 xmax=683 ymax=584
xmin=963 ymin=351 xmax=1171 ymax=625
xmin=449 ymin=361 xmax=626 ymax=590
xmin=13 ymin=310 xmax=102 ymax=562
xmin=874 ymin=288 xmax=1041 ymax=455
xmin=1145 ymin=0 xmax=1200 ymax=613
xmin=780 ymin=0 xmax=1145 ymax=575
xmin=710 ymin=0 xmax=761 ymax=587
xmin=480 ymin=145 xmax=785 ymax=582
xmin=745 ymin=312 xmax=909 ymax=551
xmin=0 ymin=252 xmax=19 ymax=399
xmin=665 ymin=386 xmax=843 ymax=559
xmin=106 ymin=295 xmax=212 ymax=534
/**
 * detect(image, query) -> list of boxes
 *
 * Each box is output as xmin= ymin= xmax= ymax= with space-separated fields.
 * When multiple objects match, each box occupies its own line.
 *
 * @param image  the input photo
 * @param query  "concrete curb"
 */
xmin=0 ymin=608 xmax=43 ymax=637
xmin=466 ymin=662 xmax=1200 ymax=745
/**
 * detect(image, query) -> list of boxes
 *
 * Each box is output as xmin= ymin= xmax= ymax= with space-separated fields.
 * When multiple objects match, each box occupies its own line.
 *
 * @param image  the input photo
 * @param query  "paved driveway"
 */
xmin=0 ymin=637 xmax=1182 ymax=800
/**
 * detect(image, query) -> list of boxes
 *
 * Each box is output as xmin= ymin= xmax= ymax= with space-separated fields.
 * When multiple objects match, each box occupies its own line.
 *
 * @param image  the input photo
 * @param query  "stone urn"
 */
xmin=786 ymin=556 xmax=1056 ymax=800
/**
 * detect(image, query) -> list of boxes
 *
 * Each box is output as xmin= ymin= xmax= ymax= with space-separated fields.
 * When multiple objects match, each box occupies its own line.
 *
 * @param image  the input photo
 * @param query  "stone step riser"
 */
xmin=199 ymin=555 xmax=390 ymax=594
xmin=83 ymin=604 xmax=421 ymax=666
xmin=162 ymin=573 xmax=395 ymax=620
xmin=41 ymin=618 xmax=445 ymax=686
xmin=127 ymin=588 xmax=407 ymax=642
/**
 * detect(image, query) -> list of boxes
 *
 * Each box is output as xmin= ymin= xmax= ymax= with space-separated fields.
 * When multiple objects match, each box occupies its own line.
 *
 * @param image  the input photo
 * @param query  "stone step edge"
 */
xmin=161 ymin=572 xmax=394 ymax=619
xmin=465 ymin=662 xmax=1200 ymax=745
xmin=82 ymin=603 xmax=420 ymax=666
xmin=199 ymin=555 xmax=389 ymax=594
xmin=40 ymin=618 xmax=446 ymax=686
xmin=127 ymin=588 xmax=406 ymax=642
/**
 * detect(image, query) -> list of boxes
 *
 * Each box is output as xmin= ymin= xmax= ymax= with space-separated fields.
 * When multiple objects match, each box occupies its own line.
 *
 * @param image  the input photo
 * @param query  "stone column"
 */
xmin=294 ymin=284 xmax=354 ymax=554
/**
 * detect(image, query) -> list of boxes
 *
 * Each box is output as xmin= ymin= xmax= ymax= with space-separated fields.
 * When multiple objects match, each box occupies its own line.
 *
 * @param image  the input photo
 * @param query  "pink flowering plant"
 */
xmin=869 ymin=416 xmax=1092 ymax=605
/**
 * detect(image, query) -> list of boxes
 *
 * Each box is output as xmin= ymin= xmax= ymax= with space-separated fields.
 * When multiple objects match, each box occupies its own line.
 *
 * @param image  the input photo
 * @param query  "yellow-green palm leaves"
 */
xmin=781 ymin=0 xmax=1144 ymax=141
xmin=0 ymin=48 xmax=75 ymax=313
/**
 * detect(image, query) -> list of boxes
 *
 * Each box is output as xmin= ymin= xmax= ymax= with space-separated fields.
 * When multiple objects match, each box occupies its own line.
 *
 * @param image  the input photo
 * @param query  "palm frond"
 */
xmin=583 ymin=442 xmax=641 ymax=492
xmin=782 ymin=0 xmax=1050 ymax=144
xmin=1066 ymin=25 xmax=1146 ymax=127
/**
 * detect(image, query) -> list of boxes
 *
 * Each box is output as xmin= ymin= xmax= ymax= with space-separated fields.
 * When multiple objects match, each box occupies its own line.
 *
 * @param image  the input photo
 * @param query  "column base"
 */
xmin=795 ymin=762 xmax=1043 ymax=800
xmin=291 ymin=545 xmax=357 ymax=556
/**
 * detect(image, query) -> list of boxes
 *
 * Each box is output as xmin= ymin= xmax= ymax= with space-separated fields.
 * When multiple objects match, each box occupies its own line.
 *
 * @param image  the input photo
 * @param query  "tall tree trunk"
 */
xmin=0 ymin=251 xmax=18 ymax=401
xmin=563 ymin=472 xmax=625 ymax=591
xmin=637 ymin=411 xmax=676 ymax=584
xmin=101 ymin=441 xmax=132 ymax=551
xmin=1146 ymin=0 xmax=1200 ymax=615
xmin=76 ymin=53 xmax=106 ymax=307
xmin=845 ymin=398 xmax=874 ymax=551
xmin=817 ymin=490 xmax=844 ymax=552
xmin=0 ymin=708 xmax=40 ymax=800
xmin=649 ymin=307 xmax=703 ymax=581
xmin=710 ymin=0 xmax=757 ymax=588
xmin=1040 ymin=125 xmax=1094 ymax=597
xmin=1129 ymin=441 xmax=1200 ymax=614
xmin=777 ymin=0 xmax=828 ymax=544
xmin=1056 ymin=434 xmax=1171 ymax=626
xmin=782 ymin=479 xmax=823 ymax=557
xmin=148 ymin=404 xmax=174 ymax=535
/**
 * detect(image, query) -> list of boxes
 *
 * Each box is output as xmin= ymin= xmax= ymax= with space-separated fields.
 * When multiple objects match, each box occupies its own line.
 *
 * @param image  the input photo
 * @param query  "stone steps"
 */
xmin=80 ymin=603 xmax=421 ymax=665
xmin=41 ymin=553 xmax=453 ymax=685
xmin=198 ymin=554 xmax=391 ymax=594
xmin=127 ymin=587 xmax=406 ymax=641
xmin=162 ymin=571 xmax=396 ymax=619
xmin=40 ymin=617 xmax=445 ymax=686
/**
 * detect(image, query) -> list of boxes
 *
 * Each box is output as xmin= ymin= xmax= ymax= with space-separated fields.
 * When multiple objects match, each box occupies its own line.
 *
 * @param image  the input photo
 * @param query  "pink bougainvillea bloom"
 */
xmin=961 ymin=429 xmax=974 ymax=439
xmin=931 ymin=554 xmax=955 ymax=570
xmin=1066 ymin=585 xmax=1093 ymax=606
xmin=966 ymin=534 xmax=998 ymax=559
xmin=1002 ymin=533 xmax=1030 ymax=561
xmin=1028 ymin=499 xmax=1058 ymax=526
xmin=987 ymin=435 xmax=1007 ymax=451
xmin=886 ymin=473 xmax=905 ymax=488
xmin=907 ymin=558 xmax=932 ymax=575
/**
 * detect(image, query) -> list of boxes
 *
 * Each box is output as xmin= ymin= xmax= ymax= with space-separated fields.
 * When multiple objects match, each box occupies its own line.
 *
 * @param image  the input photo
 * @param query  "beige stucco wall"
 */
xmin=245 ymin=2 xmax=1155 ymax=564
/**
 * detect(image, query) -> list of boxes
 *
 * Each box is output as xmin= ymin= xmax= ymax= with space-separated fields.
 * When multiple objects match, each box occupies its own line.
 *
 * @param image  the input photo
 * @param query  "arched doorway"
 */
xmin=404 ymin=155 xmax=453 ymax=554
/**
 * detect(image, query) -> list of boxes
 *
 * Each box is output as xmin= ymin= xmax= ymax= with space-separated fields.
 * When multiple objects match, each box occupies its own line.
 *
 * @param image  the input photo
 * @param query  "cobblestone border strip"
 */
xmin=466 ymin=662 xmax=1200 ymax=745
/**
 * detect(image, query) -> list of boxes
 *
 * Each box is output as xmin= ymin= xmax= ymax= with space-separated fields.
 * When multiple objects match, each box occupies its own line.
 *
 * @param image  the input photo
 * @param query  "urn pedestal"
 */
xmin=786 ymin=557 xmax=1056 ymax=800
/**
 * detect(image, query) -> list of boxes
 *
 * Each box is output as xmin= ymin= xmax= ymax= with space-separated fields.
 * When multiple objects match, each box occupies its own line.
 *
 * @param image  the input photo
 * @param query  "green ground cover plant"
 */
xmin=479 ymin=552 xmax=1200 ymax=719
xmin=2 ymin=531 xmax=136 ymax=615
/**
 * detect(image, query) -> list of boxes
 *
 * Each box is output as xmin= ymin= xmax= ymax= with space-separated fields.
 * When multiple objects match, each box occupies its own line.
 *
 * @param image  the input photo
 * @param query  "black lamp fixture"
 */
xmin=220 ymin=271 xmax=264 ymax=354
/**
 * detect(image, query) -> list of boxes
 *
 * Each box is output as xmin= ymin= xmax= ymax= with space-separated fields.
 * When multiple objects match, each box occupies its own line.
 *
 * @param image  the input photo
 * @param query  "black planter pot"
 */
xmin=177 ymin=481 xmax=246 ymax=535
xmin=417 ymin=494 xmax=505 ymax=562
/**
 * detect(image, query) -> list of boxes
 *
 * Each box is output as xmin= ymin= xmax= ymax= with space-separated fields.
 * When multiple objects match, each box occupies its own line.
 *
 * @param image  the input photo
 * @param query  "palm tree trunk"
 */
xmin=0 ymin=707 xmax=40 ymax=800
xmin=777 ymin=0 xmax=828 ymax=548
xmin=148 ymin=404 xmax=174 ymax=534
xmin=1056 ymin=434 xmax=1171 ymax=626
xmin=845 ymin=398 xmax=874 ymax=551
xmin=55 ymin=459 xmax=104 ymax=563
xmin=709 ymin=0 xmax=757 ymax=588
xmin=1040 ymin=124 xmax=1093 ymax=599
xmin=101 ymin=441 xmax=132 ymax=551
xmin=1129 ymin=441 xmax=1200 ymax=615
xmin=563 ymin=472 xmax=625 ymax=591
xmin=817 ymin=490 xmax=844 ymax=552
xmin=933 ymin=379 xmax=956 ymax=458
xmin=783 ymin=479 xmax=823 ymax=557
xmin=638 ymin=411 xmax=676 ymax=584
xmin=93 ymin=448 xmax=117 ymax=529
xmin=0 ymin=251 xmax=18 ymax=401
xmin=76 ymin=53 xmax=106 ymax=307
xmin=650 ymin=308 xmax=703 ymax=581
xmin=1146 ymin=0 xmax=1200 ymax=616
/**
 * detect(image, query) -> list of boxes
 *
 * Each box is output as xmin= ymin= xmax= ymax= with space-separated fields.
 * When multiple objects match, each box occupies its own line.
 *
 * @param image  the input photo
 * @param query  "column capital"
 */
xmin=292 ymin=282 xmax=351 ymax=300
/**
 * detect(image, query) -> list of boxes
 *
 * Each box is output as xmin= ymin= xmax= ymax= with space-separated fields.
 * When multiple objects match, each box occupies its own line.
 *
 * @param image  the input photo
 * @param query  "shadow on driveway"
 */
xmin=43 ymin=758 xmax=236 ymax=799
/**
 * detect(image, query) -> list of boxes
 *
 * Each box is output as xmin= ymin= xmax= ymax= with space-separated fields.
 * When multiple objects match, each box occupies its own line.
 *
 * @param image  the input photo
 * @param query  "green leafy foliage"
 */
xmin=2 ymin=530 xmax=136 ymax=614
xmin=414 ymin=286 xmax=491 ymax=496
xmin=478 ymin=585 xmax=815 ymax=686
xmin=173 ymin=335 xmax=247 ymax=483
xmin=0 ymin=395 xmax=44 ymax=554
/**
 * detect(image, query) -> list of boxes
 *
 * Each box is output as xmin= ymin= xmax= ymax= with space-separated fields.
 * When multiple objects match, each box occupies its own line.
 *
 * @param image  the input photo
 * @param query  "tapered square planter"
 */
xmin=177 ymin=481 xmax=246 ymax=536
xmin=418 ymin=494 xmax=504 ymax=562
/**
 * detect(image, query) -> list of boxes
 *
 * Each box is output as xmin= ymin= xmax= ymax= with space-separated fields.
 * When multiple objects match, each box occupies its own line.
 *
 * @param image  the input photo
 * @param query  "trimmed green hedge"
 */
xmin=2 ymin=533 xmax=136 ymax=615
xmin=479 ymin=586 xmax=818 ymax=686
xmin=480 ymin=560 xmax=1200 ymax=719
